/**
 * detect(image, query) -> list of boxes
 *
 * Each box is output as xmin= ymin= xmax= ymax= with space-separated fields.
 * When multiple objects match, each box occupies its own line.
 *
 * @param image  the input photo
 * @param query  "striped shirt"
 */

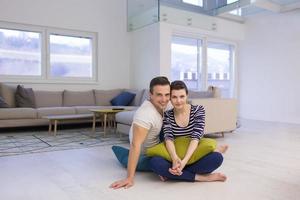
xmin=163 ymin=105 xmax=205 ymax=141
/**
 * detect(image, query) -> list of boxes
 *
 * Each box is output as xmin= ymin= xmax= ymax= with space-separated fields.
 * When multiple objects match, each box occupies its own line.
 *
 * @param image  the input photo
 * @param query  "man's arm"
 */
xmin=110 ymin=124 xmax=148 ymax=189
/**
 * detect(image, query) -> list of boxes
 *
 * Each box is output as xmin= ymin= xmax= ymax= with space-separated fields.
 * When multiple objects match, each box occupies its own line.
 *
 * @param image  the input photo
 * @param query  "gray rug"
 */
xmin=0 ymin=128 xmax=129 ymax=157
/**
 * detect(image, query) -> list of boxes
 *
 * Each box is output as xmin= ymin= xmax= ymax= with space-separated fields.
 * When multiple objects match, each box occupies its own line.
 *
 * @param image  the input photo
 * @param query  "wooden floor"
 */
xmin=0 ymin=119 xmax=299 ymax=200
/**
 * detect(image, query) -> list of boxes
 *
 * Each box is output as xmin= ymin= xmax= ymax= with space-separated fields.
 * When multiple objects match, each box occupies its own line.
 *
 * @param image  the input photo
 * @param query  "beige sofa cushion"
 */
xmin=63 ymin=90 xmax=95 ymax=106
xmin=0 ymin=83 xmax=17 ymax=107
xmin=35 ymin=91 xmax=63 ymax=108
xmin=190 ymin=98 xmax=237 ymax=133
xmin=0 ymin=108 xmax=37 ymax=119
xmin=0 ymin=119 xmax=48 ymax=128
xmin=94 ymin=89 xmax=123 ymax=106
xmin=115 ymin=110 xmax=136 ymax=125
xmin=36 ymin=107 xmax=76 ymax=118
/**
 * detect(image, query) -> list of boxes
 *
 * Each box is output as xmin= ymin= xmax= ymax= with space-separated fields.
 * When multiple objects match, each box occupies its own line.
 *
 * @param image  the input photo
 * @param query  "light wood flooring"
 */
xmin=0 ymin=119 xmax=299 ymax=200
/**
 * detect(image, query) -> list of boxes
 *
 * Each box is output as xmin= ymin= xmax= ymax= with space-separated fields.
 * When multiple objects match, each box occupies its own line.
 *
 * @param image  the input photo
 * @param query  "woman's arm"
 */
xmin=165 ymin=139 xmax=181 ymax=175
xmin=163 ymin=111 xmax=177 ymax=160
xmin=165 ymin=139 xmax=179 ymax=161
xmin=179 ymin=105 xmax=205 ymax=171
xmin=181 ymin=139 xmax=199 ymax=168
xmin=163 ymin=111 xmax=181 ymax=174
xmin=191 ymin=105 xmax=205 ymax=140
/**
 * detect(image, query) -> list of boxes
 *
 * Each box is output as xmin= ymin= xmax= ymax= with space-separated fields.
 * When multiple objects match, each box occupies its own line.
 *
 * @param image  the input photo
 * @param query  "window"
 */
xmin=171 ymin=35 xmax=236 ymax=98
xmin=49 ymin=34 xmax=93 ymax=78
xmin=207 ymin=41 xmax=234 ymax=98
xmin=0 ymin=28 xmax=41 ymax=76
xmin=0 ymin=22 xmax=97 ymax=82
xmin=171 ymin=36 xmax=202 ymax=90
xmin=182 ymin=0 xmax=203 ymax=7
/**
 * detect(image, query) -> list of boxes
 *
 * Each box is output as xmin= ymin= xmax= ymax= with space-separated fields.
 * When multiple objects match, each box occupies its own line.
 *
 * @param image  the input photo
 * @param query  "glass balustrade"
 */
xmin=127 ymin=0 xmax=300 ymax=31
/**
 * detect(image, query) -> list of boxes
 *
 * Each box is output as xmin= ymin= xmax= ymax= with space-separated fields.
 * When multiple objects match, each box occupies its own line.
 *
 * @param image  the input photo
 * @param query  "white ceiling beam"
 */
xmin=280 ymin=2 xmax=300 ymax=12
xmin=251 ymin=0 xmax=281 ymax=12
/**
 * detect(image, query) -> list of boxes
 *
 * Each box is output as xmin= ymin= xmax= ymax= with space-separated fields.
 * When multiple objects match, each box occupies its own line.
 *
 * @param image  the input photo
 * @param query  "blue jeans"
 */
xmin=149 ymin=152 xmax=223 ymax=182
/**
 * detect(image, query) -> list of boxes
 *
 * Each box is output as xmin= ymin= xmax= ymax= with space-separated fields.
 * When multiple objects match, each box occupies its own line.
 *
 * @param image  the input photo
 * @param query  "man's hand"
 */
xmin=110 ymin=124 xmax=148 ymax=190
xmin=109 ymin=178 xmax=134 ymax=189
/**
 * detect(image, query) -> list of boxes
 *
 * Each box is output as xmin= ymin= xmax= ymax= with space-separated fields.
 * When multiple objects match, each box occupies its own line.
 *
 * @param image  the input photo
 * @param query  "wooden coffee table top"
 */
xmin=89 ymin=109 xmax=127 ymax=114
xmin=43 ymin=114 xmax=93 ymax=120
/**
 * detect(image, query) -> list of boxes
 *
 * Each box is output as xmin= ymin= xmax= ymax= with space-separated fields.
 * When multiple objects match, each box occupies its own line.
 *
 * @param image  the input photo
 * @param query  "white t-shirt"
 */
xmin=129 ymin=100 xmax=171 ymax=154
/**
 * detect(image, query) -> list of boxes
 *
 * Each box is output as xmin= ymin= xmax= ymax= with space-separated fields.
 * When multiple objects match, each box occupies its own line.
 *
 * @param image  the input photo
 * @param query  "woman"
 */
xmin=149 ymin=80 xmax=228 ymax=182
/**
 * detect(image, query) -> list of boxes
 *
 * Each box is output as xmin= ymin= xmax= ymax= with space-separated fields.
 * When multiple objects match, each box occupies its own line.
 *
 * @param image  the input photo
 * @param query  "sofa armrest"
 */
xmin=190 ymin=98 xmax=237 ymax=134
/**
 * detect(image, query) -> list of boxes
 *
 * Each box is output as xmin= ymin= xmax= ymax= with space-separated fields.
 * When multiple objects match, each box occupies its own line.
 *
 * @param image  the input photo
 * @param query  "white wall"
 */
xmin=0 ymin=0 xmax=130 ymax=90
xmin=239 ymin=10 xmax=300 ymax=124
xmin=130 ymin=23 xmax=160 ymax=89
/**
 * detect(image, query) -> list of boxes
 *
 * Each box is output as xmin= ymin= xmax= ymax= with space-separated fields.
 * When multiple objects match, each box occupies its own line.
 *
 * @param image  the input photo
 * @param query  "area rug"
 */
xmin=0 ymin=128 xmax=129 ymax=157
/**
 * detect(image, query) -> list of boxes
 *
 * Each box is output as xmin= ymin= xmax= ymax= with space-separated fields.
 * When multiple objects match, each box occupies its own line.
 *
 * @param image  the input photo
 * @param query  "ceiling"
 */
xmin=218 ymin=0 xmax=300 ymax=22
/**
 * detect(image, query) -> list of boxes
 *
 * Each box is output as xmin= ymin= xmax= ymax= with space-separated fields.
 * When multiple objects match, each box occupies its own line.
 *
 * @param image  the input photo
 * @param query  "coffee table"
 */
xmin=43 ymin=114 xmax=94 ymax=136
xmin=90 ymin=109 xmax=127 ymax=137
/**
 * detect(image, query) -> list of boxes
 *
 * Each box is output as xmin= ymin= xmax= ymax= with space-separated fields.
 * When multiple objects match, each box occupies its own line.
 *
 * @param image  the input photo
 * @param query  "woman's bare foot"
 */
xmin=195 ymin=173 xmax=227 ymax=182
xmin=158 ymin=175 xmax=168 ymax=182
xmin=215 ymin=144 xmax=229 ymax=154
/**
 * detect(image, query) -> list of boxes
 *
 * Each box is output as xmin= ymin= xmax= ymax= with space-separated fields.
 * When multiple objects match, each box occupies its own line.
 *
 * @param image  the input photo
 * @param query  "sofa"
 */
xmin=0 ymin=83 xmax=143 ymax=128
xmin=115 ymin=87 xmax=238 ymax=136
xmin=0 ymin=83 xmax=237 ymax=135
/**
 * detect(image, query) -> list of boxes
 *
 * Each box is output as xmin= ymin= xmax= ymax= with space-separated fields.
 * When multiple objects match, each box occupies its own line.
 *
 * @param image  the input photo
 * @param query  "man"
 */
xmin=110 ymin=76 xmax=171 ymax=189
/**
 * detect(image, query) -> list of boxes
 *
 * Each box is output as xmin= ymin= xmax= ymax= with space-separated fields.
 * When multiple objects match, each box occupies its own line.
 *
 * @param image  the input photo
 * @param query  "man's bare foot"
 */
xmin=215 ymin=144 xmax=229 ymax=154
xmin=195 ymin=173 xmax=227 ymax=182
xmin=158 ymin=175 xmax=168 ymax=182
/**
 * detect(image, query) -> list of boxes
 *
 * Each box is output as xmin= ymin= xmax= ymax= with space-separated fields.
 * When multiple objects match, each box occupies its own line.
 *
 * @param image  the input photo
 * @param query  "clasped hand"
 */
xmin=169 ymin=157 xmax=187 ymax=176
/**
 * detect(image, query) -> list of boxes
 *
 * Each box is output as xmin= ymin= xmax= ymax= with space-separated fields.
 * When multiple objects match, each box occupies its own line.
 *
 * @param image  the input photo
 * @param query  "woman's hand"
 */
xmin=169 ymin=157 xmax=183 ymax=176
xmin=177 ymin=159 xmax=188 ymax=173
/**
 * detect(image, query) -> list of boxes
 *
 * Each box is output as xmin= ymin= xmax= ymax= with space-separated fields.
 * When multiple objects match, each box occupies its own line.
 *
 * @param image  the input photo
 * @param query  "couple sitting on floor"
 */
xmin=110 ymin=76 xmax=228 ymax=189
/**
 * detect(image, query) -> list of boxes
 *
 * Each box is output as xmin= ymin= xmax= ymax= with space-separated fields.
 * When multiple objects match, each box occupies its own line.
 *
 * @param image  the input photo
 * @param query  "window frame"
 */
xmin=206 ymin=37 xmax=237 ymax=98
xmin=171 ymin=35 xmax=202 ymax=90
xmin=171 ymin=31 xmax=237 ymax=97
xmin=0 ymin=21 xmax=46 ymax=81
xmin=46 ymin=28 xmax=97 ymax=82
xmin=0 ymin=21 xmax=98 ymax=84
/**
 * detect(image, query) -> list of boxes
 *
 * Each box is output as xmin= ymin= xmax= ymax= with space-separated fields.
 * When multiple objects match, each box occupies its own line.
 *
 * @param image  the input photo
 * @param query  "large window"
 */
xmin=0 ymin=22 xmax=97 ymax=82
xmin=0 ymin=28 xmax=41 ymax=76
xmin=207 ymin=41 xmax=234 ymax=98
xmin=171 ymin=36 xmax=201 ymax=90
xmin=49 ymin=34 xmax=93 ymax=78
xmin=171 ymin=35 xmax=236 ymax=98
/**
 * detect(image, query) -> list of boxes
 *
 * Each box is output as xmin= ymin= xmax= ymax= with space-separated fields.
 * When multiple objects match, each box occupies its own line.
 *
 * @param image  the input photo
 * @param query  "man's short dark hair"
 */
xmin=149 ymin=76 xmax=170 ymax=94
xmin=170 ymin=80 xmax=188 ymax=95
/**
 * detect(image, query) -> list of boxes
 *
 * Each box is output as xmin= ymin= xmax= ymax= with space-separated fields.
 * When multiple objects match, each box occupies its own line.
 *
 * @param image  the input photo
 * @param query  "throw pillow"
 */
xmin=0 ymin=96 xmax=9 ymax=108
xmin=15 ymin=85 xmax=36 ymax=108
xmin=146 ymin=137 xmax=216 ymax=165
xmin=110 ymin=92 xmax=136 ymax=106
xmin=112 ymin=146 xmax=151 ymax=171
